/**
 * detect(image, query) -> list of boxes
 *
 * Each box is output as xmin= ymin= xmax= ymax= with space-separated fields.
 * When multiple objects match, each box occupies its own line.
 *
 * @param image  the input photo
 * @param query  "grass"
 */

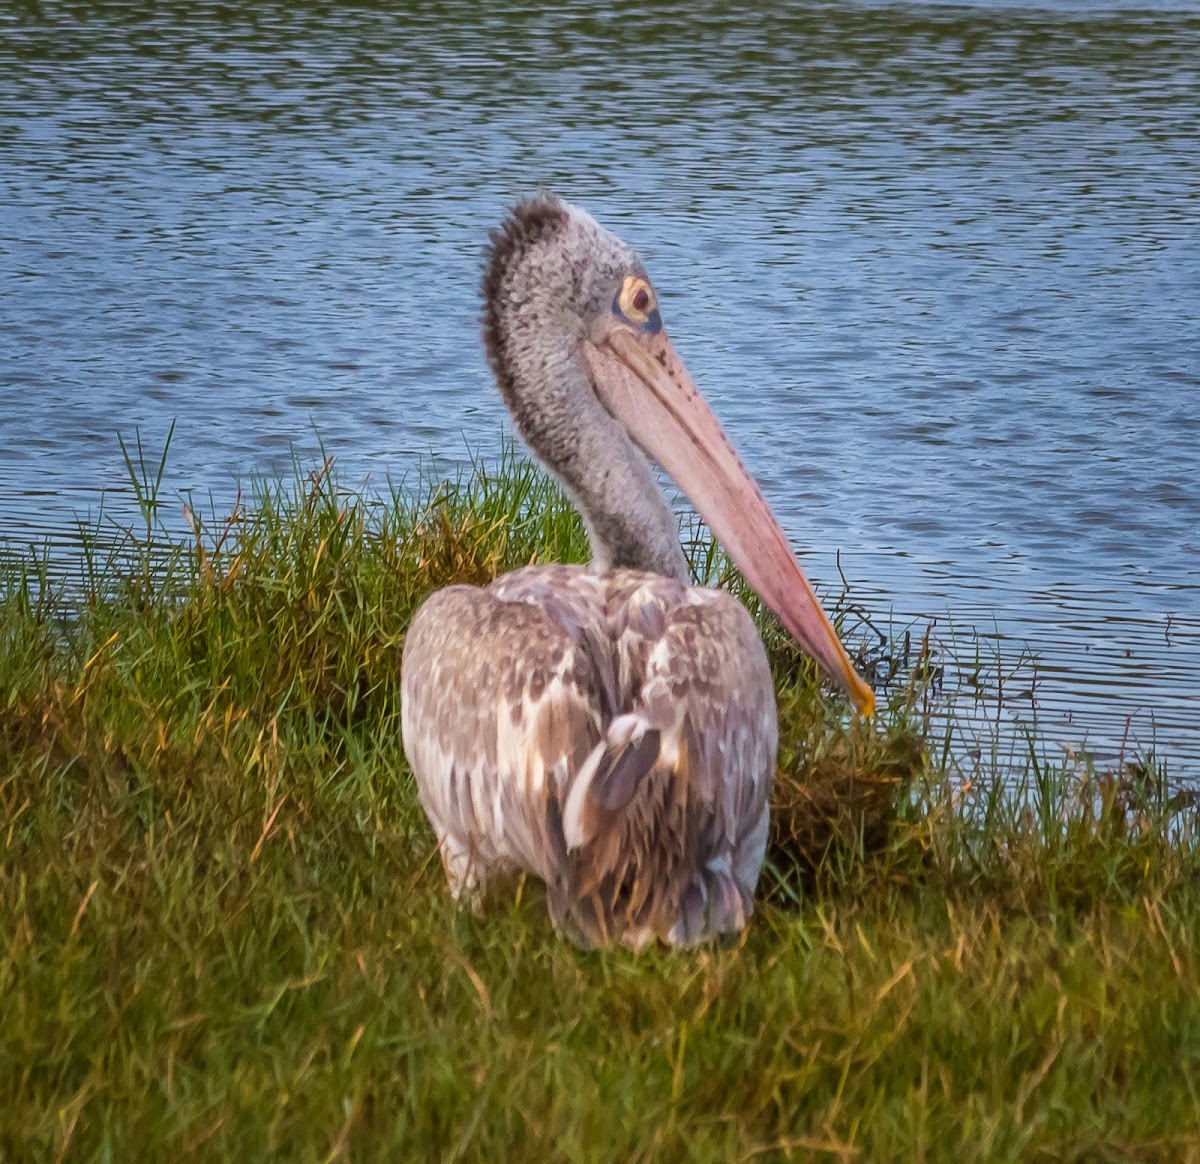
xmin=2 ymin=441 xmax=1200 ymax=1161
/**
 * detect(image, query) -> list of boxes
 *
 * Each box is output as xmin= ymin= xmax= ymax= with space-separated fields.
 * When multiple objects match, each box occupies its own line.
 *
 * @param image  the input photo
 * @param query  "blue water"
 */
xmin=2 ymin=1 xmax=1198 ymax=772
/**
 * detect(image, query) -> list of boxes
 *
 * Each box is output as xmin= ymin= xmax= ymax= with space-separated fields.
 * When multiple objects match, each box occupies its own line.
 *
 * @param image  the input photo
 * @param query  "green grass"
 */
xmin=2 ymin=443 xmax=1200 ymax=1161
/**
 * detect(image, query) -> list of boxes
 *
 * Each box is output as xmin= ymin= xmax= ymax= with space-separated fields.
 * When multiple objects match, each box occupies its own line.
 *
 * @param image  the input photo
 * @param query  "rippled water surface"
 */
xmin=2 ymin=2 xmax=1198 ymax=772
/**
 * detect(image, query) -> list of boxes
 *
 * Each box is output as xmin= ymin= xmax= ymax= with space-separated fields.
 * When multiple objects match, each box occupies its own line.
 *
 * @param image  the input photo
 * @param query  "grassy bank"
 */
xmin=2 ymin=448 xmax=1199 ymax=1161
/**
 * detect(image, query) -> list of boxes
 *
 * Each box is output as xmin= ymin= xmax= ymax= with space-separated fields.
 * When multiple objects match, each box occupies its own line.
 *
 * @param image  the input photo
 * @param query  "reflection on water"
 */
xmin=2 ymin=1 xmax=1198 ymax=772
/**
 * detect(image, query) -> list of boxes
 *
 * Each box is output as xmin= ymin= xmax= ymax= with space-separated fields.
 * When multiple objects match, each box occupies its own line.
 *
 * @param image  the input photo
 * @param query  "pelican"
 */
xmin=401 ymin=195 xmax=873 ymax=949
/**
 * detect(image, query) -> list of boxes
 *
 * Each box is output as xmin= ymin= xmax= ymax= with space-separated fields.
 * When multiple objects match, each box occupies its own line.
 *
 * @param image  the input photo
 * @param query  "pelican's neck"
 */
xmin=568 ymin=415 xmax=690 ymax=583
xmin=503 ymin=339 xmax=689 ymax=582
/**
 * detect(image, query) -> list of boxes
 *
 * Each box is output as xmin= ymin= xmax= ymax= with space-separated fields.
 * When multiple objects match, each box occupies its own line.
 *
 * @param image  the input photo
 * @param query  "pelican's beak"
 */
xmin=583 ymin=325 xmax=875 ymax=717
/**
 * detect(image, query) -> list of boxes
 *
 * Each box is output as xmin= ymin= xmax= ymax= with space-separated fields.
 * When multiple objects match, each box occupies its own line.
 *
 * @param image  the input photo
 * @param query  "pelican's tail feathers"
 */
xmin=665 ymin=856 xmax=751 ymax=948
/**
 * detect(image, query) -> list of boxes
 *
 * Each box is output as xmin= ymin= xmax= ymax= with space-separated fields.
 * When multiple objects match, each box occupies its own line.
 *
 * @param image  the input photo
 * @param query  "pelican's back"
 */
xmin=401 ymin=565 xmax=778 ymax=949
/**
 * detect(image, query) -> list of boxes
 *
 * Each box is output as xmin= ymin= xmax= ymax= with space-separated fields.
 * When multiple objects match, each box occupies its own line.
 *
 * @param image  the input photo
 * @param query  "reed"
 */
xmin=2 ymin=444 xmax=1198 ymax=1161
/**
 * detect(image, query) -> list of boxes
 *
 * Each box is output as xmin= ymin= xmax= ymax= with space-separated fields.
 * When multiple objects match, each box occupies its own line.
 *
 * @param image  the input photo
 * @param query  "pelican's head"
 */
xmin=483 ymin=195 xmax=874 ymax=716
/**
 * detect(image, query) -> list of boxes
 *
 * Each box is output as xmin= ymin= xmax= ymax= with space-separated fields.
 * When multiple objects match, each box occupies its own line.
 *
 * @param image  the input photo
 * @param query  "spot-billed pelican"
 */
xmin=402 ymin=195 xmax=873 ymax=948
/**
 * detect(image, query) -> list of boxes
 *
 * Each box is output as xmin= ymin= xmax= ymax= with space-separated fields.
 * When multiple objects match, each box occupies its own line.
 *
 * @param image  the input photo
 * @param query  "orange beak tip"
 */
xmin=849 ymin=674 xmax=876 ymax=719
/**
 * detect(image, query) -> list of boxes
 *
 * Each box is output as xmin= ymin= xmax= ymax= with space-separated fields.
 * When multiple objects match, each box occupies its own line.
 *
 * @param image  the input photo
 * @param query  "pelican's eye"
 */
xmin=615 ymin=277 xmax=661 ymax=332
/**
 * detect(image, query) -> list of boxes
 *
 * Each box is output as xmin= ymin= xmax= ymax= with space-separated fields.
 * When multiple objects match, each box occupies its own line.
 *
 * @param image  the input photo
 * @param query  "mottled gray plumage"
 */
xmin=402 ymin=567 xmax=774 ymax=948
xmin=402 ymin=194 xmax=807 ymax=948
xmin=481 ymin=196 xmax=688 ymax=581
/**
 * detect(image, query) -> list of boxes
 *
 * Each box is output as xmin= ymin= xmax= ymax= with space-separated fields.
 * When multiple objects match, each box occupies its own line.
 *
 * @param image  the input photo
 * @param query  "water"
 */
xmin=2 ymin=1 xmax=1198 ymax=773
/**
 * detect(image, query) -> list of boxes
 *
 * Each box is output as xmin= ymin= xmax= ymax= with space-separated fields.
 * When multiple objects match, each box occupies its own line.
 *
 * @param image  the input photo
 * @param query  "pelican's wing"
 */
xmin=651 ymin=589 xmax=778 ymax=902
xmin=401 ymin=567 xmax=613 ymax=897
xmin=564 ymin=576 xmax=778 ymax=946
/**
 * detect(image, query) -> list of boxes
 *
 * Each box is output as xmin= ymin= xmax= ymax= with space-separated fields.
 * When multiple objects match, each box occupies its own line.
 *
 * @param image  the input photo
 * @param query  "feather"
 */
xmin=402 ymin=566 xmax=776 ymax=948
